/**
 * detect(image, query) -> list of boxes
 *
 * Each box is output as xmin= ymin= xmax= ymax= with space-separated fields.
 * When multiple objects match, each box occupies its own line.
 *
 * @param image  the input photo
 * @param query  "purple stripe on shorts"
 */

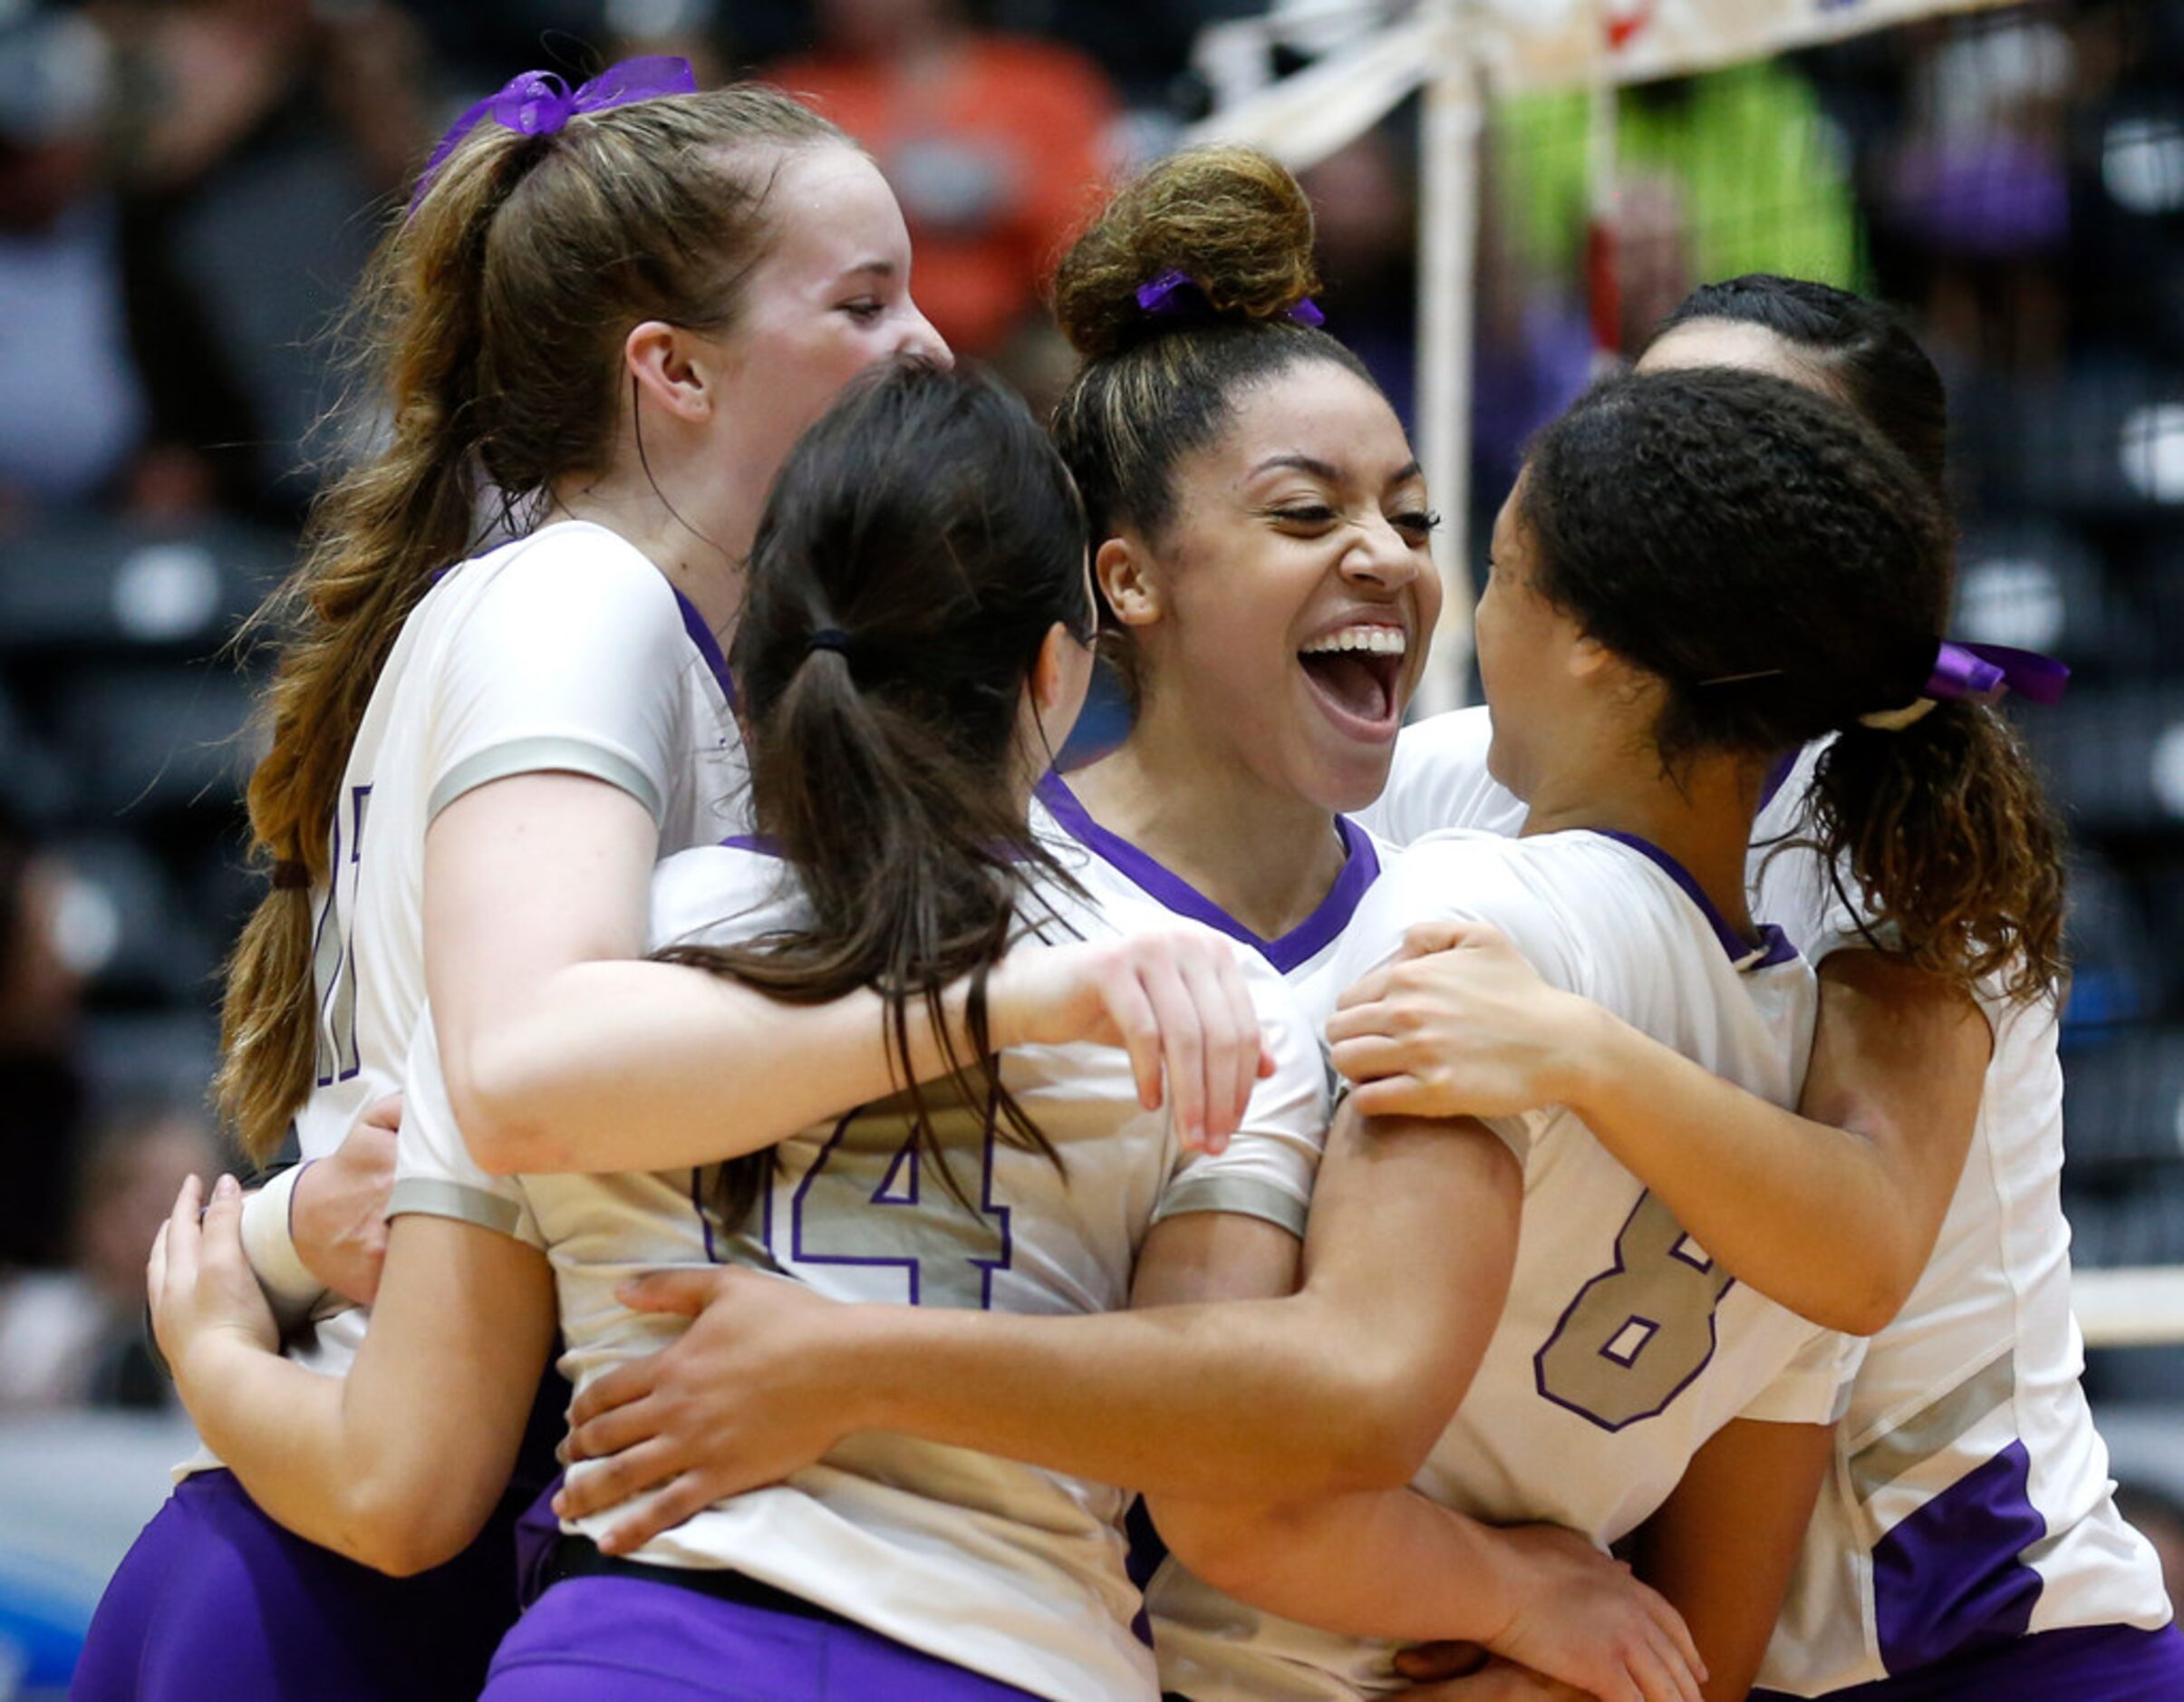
xmin=482 ymin=1574 xmax=1048 ymax=1700
xmin=72 ymin=1468 xmax=519 ymax=1702
xmin=1872 ymin=1439 xmax=2045 ymax=1672
xmin=1751 ymin=1620 xmax=2184 ymax=1701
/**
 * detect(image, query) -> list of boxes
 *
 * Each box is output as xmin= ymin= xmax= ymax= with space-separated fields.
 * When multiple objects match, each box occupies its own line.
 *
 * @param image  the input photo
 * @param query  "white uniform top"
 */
xmin=1747 ymin=749 xmax=2173 ymax=1694
xmin=1033 ymin=774 xmax=1391 ymax=1031
xmin=210 ymin=521 xmax=746 ymax=1432
xmin=1150 ymin=827 xmax=1861 ymax=1701
xmin=391 ymin=843 xmax=1330 ymax=1702
xmin=1367 ymin=714 xmax=2173 ymax=1689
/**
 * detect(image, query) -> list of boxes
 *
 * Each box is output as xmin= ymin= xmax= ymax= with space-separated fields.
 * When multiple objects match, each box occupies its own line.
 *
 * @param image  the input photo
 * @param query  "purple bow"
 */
xmin=1926 ymin=640 xmax=2070 ymax=707
xmin=409 ymin=56 xmax=700 ymax=215
xmin=1135 ymin=268 xmax=1326 ymax=328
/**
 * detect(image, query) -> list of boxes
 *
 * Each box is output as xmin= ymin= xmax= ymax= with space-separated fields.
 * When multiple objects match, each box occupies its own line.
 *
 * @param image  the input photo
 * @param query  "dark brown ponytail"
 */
xmin=653 ymin=363 xmax=1096 ymax=1228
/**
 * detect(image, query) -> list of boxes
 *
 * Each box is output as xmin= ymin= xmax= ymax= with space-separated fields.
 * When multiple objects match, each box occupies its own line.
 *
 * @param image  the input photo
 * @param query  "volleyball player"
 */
xmin=1341 ymin=277 xmax=2184 ymax=1698
xmin=76 ymin=67 xmax=964 ymax=1702
xmin=150 ymin=362 xmax=1332 ymax=1702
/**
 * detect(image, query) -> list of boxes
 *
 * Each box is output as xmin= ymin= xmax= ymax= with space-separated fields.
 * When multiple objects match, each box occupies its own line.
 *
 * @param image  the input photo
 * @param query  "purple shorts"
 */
xmin=71 ymin=1467 xmax=523 ymax=1702
xmin=481 ymin=1574 xmax=1045 ymax=1701
xmin=1751 ymin=1620 xmax=2184 ymax=1701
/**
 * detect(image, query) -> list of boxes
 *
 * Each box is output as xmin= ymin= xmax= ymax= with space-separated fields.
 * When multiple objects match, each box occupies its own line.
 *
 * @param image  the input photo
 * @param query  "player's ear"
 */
xmin=623 ymin=320 xmax=713 ymax=423
xmin=1096 ymin=534 xmax=1164 ymax=629
xmin=1567 ymin=633 xmax=1613 ymax=681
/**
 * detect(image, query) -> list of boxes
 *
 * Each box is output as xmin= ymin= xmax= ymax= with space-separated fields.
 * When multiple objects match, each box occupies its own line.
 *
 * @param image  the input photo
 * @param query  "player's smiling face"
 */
xmin=698 ymin=145 xmax=949 ymax=493
xmin=1109 ymin=359 xmax=1440 ymax=813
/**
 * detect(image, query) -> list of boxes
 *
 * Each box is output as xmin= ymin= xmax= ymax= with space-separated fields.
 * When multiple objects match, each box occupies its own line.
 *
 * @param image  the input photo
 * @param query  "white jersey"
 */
xmin=1748 ymin=749 xmax=2173 ymax=1694
xmin=1151 ymin=827 xmax=1860 ymax=1701
xmin=1367 ymin=718 xmax=2173 ymax=1686
xmin=221 ymin=521 xmax=747 ymax=1417
xmin=391 ymin=842 xmax=1330 ymax=1702
xmin=1353 ymin=707 xmax=1524 ymax=845
xmin=1033 ymin=774 xmax=1390 ymax=1030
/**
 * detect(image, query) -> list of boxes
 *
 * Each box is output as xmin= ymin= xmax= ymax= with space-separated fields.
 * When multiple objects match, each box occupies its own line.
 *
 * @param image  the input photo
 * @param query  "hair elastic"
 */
xmin=409 ymin=55 xmax=699 ymax=214
xmin=806 ymin=627 xmax=854 ymax=657
xmin=1135 ymin=269 xmax=1326 ymax=328
xmin=1857 ymin=638 xmax=2069 ymax=731
xmin=269 ymin=861 xmax=310 ymax=891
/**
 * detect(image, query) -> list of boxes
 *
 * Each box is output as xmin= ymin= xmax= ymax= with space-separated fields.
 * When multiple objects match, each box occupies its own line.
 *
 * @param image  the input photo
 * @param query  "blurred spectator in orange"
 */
xmin=0 ymin=1099 xmax=220 ymax=1411
xmin=768 ymin=0 xmax=1118 ymax=365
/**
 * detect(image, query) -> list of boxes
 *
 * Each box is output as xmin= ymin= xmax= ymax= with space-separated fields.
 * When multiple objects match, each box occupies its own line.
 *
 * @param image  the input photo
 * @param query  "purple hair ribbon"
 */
xmin=1927 ymin=640 xmax=2070 ymax=707
xmin=408 ymin=55 xmax=700 ymax=215
xmin=1135 ymin=268 xmax=1326 ymax=327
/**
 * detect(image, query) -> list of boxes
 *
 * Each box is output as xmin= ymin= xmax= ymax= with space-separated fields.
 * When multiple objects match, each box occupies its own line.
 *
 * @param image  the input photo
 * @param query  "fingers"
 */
xmin=595 ymin=1470 xmax=733 ymax=1559
xmin=1327 ymin=1032 xmax=1415 ymax=1085
xmin=1626 ymin=1633 xmax=1698 ymax=1702
xmin=1638 ymin=1587 xmax=1705 ymax=1690
xmin=566 ymin=1357 xmax=662 ymax=1432
xmin=1216 ymin=949 xmax=1262 ymax=1143
xmin=165 ymin=1174 xmax=205 ymax=1283
xmin=1333 ymin=963 xmax=1393 ymax=1013
xmin=1174 ymin=946 xmax=1251 ymax=1154
xmin=1096 ymin=953 xmax=1166 ymax=1114
xmin=1398 ymin=920 xmax=1474 ymax=961
xmin=1135 ymin=951 xmax=1207 ymax=1147
xmin=554 ymin=1436 xmax=686 ymax=1525
xmin=613 ymin=1270 xmax=720 ymax=1320
xmin=146 ymin=1218 xmax=170 ymax=1312
xmin=1345 ymin=1075 xmax=1438 ymax=1120
xmin=202 ymin=1172 xmax=244 ymax=1239
xmin=362 ymin=1092 xmax=403 ymax=1135
xmin=566 ymin=1391 xmax=664 ymax=1466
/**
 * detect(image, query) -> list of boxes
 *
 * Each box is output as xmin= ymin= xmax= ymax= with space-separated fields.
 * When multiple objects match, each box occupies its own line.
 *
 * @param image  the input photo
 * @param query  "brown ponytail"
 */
xmin=1810 ymin=702 xmax=2066 ymax=1003
xmin=652 ymin=363 xmax=1095 ymax=1229
xmin=216 ymin=84 xmax=843 ymax=1159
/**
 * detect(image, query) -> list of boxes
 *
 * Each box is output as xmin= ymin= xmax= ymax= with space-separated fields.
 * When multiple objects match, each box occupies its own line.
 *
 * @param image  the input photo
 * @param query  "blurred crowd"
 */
xmin=0 ymin=0 xmax=2180 ymax=1486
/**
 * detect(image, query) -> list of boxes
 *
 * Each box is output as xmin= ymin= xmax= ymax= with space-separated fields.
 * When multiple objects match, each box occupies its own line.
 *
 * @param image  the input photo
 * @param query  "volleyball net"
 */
xmin=1186 ymin=0 xmax=2184 ymax=1368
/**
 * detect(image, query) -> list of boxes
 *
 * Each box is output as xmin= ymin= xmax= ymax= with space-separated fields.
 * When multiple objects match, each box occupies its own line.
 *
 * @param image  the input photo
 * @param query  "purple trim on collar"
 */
xmin=672 ymin=588 xmax=737 ymax=710
xmin=1759 ymin=749 xmax=1799 ymax=815
xmin=1037 ymin=774 xmax=1380 ymax=974
xmin=1592 ymin=830 xmax=1799 ymax=971
xmin=719 ymin=832 xmax=780 ymax=858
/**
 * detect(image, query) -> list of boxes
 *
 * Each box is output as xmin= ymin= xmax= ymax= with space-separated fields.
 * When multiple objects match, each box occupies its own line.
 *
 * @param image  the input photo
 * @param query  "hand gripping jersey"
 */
xmin=208 ymin=522 xmax=747 ymax=1434
xmin=390 ymin=842 xmax=1330 ymax=1702
xmin=1148 ymin=827 xmax=1860 ymax=1701
xmin=1746 ymin=748 xmax=2172 ymax=1695
xmin=1366 ymin=713 xmax=2173 ymax=1689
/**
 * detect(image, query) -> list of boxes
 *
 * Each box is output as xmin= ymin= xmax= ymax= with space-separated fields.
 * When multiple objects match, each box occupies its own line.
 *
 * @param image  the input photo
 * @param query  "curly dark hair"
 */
xmin=1522 ymin=366 xmax=2063 ymax=1001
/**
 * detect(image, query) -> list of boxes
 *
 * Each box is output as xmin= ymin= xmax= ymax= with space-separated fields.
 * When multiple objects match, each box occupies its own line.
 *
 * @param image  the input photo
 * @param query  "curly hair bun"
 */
xmin=1051 ymin=145 xmax=1321 ymax=363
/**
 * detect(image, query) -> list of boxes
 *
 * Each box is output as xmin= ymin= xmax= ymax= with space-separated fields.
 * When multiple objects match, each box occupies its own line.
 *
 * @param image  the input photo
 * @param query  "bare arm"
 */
xmin=426 ymin=775 xmax=1270 ymax=1175
xmin=1330 ymin=926 xmax=1993 ymax=1333
xmin=556 ymin=1106 xmax=1522 ymax=1533
xmin=1628 ymin=1417 xmax=1837 ymax=1702
xmin=153 ymin=1179 xmax=556 ymax=1577
xmin=1135 ymin=1159 xmax=1701 ymax=1702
